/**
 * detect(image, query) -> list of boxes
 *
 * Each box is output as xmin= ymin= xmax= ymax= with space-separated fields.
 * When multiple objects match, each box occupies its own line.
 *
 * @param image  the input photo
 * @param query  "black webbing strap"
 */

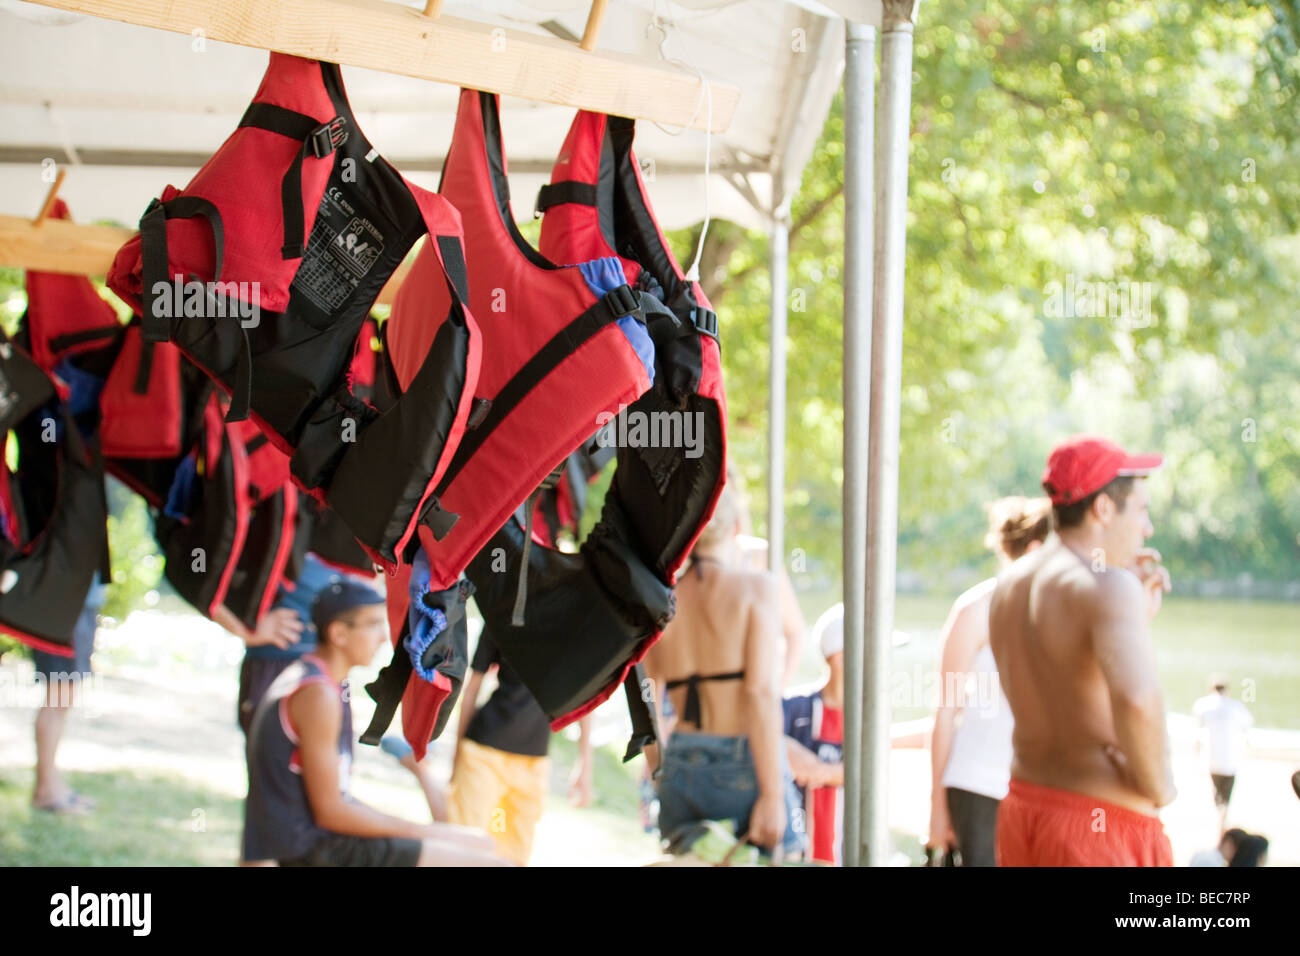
xmin=46 ymin=325 xmax=122 ymax=355
xmin=435 ymin=235 xmax=471 ymax=305
xmin=133 ymin=338 xmax=154 ymax=395
xmin=534 ymin=180 xmax=598 ymax=216
xmin=622 ymin=661 xmax=662 ymax=765
xmin=239 ymin=103 xmax=347 ymax=260
xmin=360 ymin=624 xmax=414 ymax=746
xmin=430 ymin=284 xmax=641 ymax=502
xmin=509 ymin=463 xmax=565 ymax=627
xmin=225 ymin=325 xmax=253 ymax=423
xmin=139 ymin=196 xmax=225 ymax=343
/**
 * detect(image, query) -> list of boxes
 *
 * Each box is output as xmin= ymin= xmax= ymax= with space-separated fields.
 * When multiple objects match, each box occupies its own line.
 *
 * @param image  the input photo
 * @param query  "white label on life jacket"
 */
xmin=365 ymin=148 xmax=378 ymax=163
xmin=0 ymin=569 xmax=17 ymax=594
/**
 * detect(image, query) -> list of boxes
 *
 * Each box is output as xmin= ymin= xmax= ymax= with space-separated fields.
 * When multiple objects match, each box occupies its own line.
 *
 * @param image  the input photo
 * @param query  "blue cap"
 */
xmin=311 ymin=579 xmax=386 ymax=643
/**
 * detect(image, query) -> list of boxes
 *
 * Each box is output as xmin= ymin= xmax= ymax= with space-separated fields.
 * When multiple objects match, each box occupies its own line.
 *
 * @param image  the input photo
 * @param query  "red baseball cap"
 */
xmin=1041 ymin=435 xmax=1163 ymax=506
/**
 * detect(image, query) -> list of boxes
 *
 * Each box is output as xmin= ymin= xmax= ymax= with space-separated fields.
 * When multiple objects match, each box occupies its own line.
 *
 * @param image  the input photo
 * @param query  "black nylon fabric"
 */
xmin=155 ymin=409 xmax=242 ymax=617
xmin=465 ymin=495 xmax=673 ymax=739
xmin=0 ymin=335 xmax=108 ymax=652
xmin=222 ymin=490 xmax=290 ymax=630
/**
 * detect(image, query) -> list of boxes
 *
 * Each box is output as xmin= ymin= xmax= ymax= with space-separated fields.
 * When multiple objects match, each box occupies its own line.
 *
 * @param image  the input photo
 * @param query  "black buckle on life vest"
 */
xmin=690 ymin=307 xmax=719 ymax=339
xmin=603 ymin=284 xmax=640 ymax=320
xmin=309 ymin=117 xmax=349 ymax=159
xmin=420 ymin=494 xmax=460 ymax=541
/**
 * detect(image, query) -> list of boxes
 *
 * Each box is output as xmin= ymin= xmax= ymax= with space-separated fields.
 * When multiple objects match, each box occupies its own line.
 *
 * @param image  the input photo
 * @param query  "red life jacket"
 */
xmin=155 ymin=393 xmax=252 ymax=619
xmin=463 ymin=109 xmax=729 ymax=757
xmin=370 ymin=90 xmax=659 ymax=758
xmin=537 ymin=109 xmax=727 ymax=581
xmin=106 ymin=54 xmax=482 ymax=572
xmin=22 ymin=200 xmax=124 ymax=375
xmin=155 ymin=391 xmax=300 ymax=630
xmin=0 ymin=331 xmax=111 ymax=656
xmin=385 ymin=88 xmax=656 ymax=591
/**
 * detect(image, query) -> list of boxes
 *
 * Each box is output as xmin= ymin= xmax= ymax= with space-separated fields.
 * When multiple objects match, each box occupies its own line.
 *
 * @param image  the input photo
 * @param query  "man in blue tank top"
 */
xmin=242 ymin=580 xmax=509 ymax=866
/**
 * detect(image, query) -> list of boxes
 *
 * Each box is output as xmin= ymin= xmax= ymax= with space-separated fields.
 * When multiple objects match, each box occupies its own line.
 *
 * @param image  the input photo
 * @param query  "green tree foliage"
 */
xmin=684 ymin=0 xmax=1300 ymax=593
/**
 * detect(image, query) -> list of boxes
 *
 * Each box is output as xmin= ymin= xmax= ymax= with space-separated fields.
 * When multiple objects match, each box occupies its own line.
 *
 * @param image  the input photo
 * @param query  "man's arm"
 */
xmin=1091 ymin=574 xmax=1175 ymax=807
xmin=742 ymin=577 xmax=787 ymax=847
xmin=292 ymin=683 xmax=435 ymax=840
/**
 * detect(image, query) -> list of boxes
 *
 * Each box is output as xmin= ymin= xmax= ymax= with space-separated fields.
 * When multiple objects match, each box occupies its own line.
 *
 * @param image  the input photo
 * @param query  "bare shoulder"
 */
xmin=1089 ymin=566 xmax=1146 ymax=613
xmin=721 ymin=565 xmax=778 ymax=595
xmin=289 ymin=680 xmax=341 ymax=735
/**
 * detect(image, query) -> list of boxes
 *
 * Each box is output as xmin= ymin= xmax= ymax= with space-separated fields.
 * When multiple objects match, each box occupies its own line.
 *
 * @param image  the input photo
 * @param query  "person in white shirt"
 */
xmin=1193 ymin=677 xmax=1254 ymax=829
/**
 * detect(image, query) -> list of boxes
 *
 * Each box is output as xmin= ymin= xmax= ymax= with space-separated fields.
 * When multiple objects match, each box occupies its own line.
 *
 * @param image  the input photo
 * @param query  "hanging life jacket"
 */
xmin=106 ymin=53 xmax=482 ymax=572
xmin=385 ymin=88 xmax=656 ymax=591
xmin=155 ymin=392 xmax=300 ymax=631
xmin=155 ymin=392 xmax=252 ymax=620
xmin=0 ymin=331 xmax=111 ymax=656
xmin=536 ymin=109 xmax=728 ymax=582
xmin=22 ymin=200 xmax=125 ymax=375
xmin=462 ymin=109 xmax=730 ymax=760
xmin=371 ymin=89 xmax=658 ymax=758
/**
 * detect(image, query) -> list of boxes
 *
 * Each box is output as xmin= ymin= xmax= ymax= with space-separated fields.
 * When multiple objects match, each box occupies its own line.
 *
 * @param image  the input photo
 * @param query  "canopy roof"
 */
xmin=1 ymin=0 xmax=875 ymax=232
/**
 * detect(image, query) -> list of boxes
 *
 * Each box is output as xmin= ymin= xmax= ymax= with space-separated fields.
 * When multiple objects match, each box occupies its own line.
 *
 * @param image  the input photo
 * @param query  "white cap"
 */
xmin=813 ymin=603 xmax=844 ymax=659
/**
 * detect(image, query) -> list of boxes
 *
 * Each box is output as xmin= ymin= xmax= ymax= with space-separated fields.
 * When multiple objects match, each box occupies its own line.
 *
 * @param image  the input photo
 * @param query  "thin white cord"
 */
xmin=646 ymin=5 xmax=712 ymax=282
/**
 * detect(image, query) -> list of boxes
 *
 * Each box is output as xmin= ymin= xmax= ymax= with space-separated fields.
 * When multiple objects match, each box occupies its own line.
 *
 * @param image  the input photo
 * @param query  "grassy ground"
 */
xmin=0 ymin=769 xmax=241 ymax=866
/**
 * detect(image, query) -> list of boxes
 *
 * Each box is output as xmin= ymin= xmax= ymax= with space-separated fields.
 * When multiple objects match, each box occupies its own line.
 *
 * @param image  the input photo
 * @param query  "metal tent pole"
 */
xmin=767 ymin=205 xmax=789 ymax=574
xmin=863 ymin=0 xmax=917 ymax=867
xmin=841 ymin=18 xmax=876 ymax=869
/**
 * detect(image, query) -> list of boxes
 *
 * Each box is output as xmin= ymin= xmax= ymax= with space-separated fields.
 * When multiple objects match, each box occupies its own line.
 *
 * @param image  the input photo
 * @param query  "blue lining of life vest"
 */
xmin=404 ymin=548 xmax=448 ymax=683
xmin=578 ymin=256 xmax=656 ymax=382
xmin=163 ymin=454 xmax=200 ymax=521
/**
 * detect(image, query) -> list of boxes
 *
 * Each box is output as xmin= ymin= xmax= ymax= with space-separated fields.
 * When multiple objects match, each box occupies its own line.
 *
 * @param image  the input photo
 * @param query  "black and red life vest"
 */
xmin=463 ymin=108 xmax=729 ymax=756
xmin=385 ymin=88 xmax=656 ymax=591
xmin=371 ymin=90 xmax=660 ymax=758
xmin=106 ymin=54 xmax=482 ymax=572
xmin=0 ymin=331 xmax=111 ymax=656
xmin=537 ymin=109 xmax=727 ymax=582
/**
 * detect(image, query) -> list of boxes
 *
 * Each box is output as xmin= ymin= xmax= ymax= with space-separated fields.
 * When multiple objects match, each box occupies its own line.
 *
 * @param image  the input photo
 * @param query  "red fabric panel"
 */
xmin=99 ymin=326 xmax=183 ymax=459
xmin=24 ymin=199 xmax=122 ymax=373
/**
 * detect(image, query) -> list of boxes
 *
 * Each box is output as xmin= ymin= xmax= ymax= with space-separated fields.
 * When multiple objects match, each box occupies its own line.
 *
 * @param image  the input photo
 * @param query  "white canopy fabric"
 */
xmin=0 ymin=0 xmax=871 ymax=233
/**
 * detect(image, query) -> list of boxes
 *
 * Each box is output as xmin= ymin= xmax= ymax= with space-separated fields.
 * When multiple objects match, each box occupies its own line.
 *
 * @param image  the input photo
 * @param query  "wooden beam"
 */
xmin=0 ymin=214 xmax=130 ymax=275
xmin=0 ymin=214 xmax=410 ymax=305
xmin=22 ymin=0 xmax=737 ymax=133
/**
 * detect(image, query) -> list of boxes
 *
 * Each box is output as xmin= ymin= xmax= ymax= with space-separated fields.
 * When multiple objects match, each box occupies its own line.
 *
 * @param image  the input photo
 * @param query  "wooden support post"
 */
xmin=580 ymin=0 xmax=608 ymax=51
xmin=422 ymin=0 xmax=442 ymax=19
xmin=32 ymin=170 xmax=68 ymax=226
xmin=21 ymin=0 xmax=737 ymax=133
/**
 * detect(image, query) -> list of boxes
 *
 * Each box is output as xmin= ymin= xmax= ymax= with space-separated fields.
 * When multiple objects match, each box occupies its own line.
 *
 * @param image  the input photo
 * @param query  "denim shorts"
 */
xmin=657 ymin=732 xmax=806 ymax=857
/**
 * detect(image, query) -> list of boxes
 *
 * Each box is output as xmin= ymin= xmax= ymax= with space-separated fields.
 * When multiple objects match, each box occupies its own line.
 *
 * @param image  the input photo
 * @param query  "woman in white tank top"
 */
xmin=927 ymin=497 xmax=1052 ymax=866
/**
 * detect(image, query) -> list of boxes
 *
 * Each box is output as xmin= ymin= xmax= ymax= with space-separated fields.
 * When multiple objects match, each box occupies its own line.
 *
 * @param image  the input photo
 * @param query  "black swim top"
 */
xmin=666 ymin=555 xmax=745 ymax=727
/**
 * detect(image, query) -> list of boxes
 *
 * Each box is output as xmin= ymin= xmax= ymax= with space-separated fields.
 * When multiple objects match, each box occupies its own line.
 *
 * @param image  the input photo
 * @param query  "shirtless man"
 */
xmin=643 ymin=482 xmax=803 ymax=856
xmin=990 ymin=436 xmax=1175 ymax=866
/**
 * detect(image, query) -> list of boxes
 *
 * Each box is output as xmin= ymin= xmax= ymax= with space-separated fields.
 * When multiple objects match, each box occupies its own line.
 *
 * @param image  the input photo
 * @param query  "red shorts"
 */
xmin=996 ymin=778 xmax=1173 ymax=867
